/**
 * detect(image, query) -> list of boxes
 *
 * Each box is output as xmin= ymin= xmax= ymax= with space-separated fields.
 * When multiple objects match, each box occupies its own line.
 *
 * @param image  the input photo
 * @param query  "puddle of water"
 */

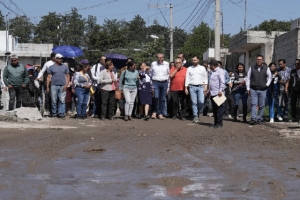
xmin=0 ymin=142 xmax=299 ymax=199
xmin=279 ymin=129 xmax=300 ymax=138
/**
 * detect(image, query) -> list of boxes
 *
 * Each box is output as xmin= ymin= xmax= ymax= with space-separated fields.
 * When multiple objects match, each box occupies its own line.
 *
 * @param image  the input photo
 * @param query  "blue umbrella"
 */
xmin=105 ymin=53 xmax=127 ymax=60
xmin=52 ymin=45 xmax=83 ymax=57
xmin=105 ymin=53 xmax=127 ymax=69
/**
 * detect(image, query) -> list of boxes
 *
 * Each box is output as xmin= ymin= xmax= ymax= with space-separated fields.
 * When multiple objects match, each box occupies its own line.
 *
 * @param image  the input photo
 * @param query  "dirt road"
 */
xmin=0 ymin=116 xmax=299 ymax=199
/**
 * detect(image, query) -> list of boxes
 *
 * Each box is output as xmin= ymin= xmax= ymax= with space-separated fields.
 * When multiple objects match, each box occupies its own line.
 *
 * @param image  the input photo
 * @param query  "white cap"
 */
xmin=55 ymin=53 xmax=63 ymax=58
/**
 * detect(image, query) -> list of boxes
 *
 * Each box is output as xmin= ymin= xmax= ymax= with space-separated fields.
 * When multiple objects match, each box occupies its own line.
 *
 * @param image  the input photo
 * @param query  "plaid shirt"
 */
xmin=278 ymin=67 xmax=291 ymax=83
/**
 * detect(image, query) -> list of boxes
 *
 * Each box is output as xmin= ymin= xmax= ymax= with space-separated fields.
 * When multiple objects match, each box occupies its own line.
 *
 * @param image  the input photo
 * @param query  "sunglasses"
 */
xmin=57 ymin=57 xmax=63 ymax=60
xmin=295 ymin=63 xmax=300 ymax=65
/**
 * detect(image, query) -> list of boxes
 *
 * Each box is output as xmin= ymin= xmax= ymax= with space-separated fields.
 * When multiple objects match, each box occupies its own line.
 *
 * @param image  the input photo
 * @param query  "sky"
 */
xmin=0 ymin=0 xmax=299 ymax=35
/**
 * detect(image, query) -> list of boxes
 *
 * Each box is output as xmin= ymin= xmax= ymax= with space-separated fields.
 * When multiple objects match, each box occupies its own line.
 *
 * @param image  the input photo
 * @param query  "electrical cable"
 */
xmin=179 ymin=0 xmax=202 ymax=28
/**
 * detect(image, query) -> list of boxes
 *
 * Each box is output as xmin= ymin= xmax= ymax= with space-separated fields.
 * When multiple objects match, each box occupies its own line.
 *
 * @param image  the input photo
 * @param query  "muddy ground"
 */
xmin=0 ymin=116 xmax=299 ymax=200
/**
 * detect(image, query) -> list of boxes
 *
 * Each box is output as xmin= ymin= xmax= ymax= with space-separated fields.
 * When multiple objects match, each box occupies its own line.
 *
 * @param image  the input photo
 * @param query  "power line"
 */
xmin=179 ymin=0 xmax=202 ymax=28
xmin=188 ymin=0 xmax=214 ymax=30
xmin=182 ymin=1 xmax=207 ymax=30
xmin=0 ymin=0 xmax=19 ymax=16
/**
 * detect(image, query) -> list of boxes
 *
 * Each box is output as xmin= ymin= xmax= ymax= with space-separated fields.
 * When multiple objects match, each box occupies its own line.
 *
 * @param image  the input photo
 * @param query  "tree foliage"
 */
xmin=0 ymin=11 xmax=5 ymax=30
xmin=34 ymin=12 xmax=61 ymax=45
xmin=251 ymin=19 xmax=291 ymax=34
xmin=9 ymin=16 xmax=34 ymax=43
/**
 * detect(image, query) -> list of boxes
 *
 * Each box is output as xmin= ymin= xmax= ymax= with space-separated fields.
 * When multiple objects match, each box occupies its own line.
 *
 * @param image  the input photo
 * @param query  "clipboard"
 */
xmin=213 ymin=95 xmax=227 ymax=106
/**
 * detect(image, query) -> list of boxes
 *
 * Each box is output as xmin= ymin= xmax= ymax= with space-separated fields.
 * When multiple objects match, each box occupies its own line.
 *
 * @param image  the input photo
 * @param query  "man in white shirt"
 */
xmin=36 ymin=52 xmax=56 ymax=115
xmin=246 ymin=55 xmax=272 ymax=125
xmin=150 ymin=53 xmax=169 ymax=119
xmin=185 ymin=56 xmax=208 ymax=123
xmin=90 ymin=56 xmax=106 ymax=118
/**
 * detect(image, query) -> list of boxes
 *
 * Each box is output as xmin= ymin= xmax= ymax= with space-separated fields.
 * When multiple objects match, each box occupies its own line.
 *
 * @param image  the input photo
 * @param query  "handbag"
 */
xmin=90 ymin=86 xmax=95 ymax=95
xmin=115 ymin=89 xmax=122 ymax=100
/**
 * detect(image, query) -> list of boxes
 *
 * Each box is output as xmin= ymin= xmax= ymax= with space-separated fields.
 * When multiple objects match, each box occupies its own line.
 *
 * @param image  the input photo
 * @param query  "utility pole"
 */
xmin=5 ymin=12 xmax=10 ymax=64
xmin=221 ymin=12 xmax=224 ymax=47
xmin=148 ymin=3 xmax=173 ymax=61
xmin=170 ymin=4 xmax=173 ymax=62
xmin=215 ymin=0 xmax=221 ymax=60
xmin=244 ymin=0 xmax=247 ymax=31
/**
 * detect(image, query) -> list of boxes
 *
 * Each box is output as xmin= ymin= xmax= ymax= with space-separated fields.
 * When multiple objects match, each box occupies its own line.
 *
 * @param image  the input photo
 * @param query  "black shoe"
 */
xmin=128 ymin=116 xmax=134 ymax=121
xmin=108 ymin=117 xmax=114 ymax=120
xmin=124 ymin=116 xmax=128 ymax=121
xmin=257 ymin=120 xmax=262 ymax=125
xmin=144 ymin=116 xmax=150 ymax=121
xmin=180 ymin=116 xmax=186 ymax=121
xmin=51 ymin=114 xmax=57 ymax=118
xmin=210 ymin=124 xmax=223 ymax=129
xmin=75 ymin=116 xmax=81 ymax=120
xmin=59 ymin=115 xmax=65 ymax=120
xmin=172 ymin=116 xmax=177 ymax=120
xmin=250 ymin=120 xmax=256 ymax=125
xmin=100 ymin=116 xmax=105 ymax=121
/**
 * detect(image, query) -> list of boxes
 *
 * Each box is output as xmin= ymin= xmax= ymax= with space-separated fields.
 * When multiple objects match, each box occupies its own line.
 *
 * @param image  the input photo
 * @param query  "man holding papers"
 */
xmin=209 ymin=60 xmax=226 ymax=128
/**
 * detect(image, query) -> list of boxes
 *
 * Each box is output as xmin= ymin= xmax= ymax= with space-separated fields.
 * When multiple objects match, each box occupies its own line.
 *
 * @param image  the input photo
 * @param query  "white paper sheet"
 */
xmin=213 ymin=95 xmax=227 ymax=106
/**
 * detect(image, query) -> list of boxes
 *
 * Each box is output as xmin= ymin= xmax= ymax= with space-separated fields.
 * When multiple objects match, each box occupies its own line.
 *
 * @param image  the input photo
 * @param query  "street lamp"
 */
xmin=150 ymin=34 xmax=159 ymax=41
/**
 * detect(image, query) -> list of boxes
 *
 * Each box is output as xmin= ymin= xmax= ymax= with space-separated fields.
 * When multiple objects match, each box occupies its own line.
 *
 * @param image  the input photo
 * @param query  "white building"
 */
xmin=0 ymin=31 xmax=53 ymax=66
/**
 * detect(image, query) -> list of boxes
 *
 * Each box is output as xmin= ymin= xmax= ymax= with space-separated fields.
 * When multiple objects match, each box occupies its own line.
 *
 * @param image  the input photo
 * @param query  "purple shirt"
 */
xmin=209 ymin=67 xmax=225 ymax=96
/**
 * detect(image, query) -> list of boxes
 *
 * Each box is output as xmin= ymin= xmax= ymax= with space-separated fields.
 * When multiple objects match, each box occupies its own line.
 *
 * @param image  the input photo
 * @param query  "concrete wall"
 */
xmin=0 ymin=31 xmax=13 ymax=52
xmin=273 ymin=28 xmax=300 ymax=68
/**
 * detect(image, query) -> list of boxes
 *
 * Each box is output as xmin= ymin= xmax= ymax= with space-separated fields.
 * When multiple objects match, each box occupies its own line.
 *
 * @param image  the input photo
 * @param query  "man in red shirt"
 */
xmin=169 ymin=58 xmax=188 ymax=120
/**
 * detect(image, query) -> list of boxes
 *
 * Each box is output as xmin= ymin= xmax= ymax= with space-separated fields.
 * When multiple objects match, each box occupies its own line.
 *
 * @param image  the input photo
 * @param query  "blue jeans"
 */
xmin=267 ymin=93 xmax=282 ymax=119
xmin=76 ymin=87 xmax=90 ymax=116
xmin=153 ymin=81 xmax=168 ymax=116
xmin=279 ymin=90 xmax=290 ymax=117
xmin=189 ymin=85 xmax=204 ymax=116
xmin=250 ymin=88 xmax=267 ymax=121
xmin=233 ymin=88 xmax=248 ymax=106
xmin=50 ymin=85 xmax=66 ymax=117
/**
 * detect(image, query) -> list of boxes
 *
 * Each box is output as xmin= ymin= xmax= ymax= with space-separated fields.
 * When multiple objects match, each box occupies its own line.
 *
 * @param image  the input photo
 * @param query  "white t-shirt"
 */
xmin=185 ymin=64 xmax=208 ymax=86
xmin=37 ymin=60 xmax=55 ymax=79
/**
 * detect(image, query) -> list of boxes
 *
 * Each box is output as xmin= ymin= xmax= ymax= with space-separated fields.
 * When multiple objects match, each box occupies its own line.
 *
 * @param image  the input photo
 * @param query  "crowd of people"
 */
xmin=2 ymin=52 xmax=300 ymax=128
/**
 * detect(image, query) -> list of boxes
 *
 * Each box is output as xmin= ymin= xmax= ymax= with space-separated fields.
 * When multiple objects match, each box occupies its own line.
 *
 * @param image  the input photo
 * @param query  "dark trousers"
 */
xmin=290 ymin=90 xmax=300 ymax=118
xmin=210 ymin=96 xmax=224 ymax=125
xmin=170 ymin=91 xmax=187 ymax=117
xmin=100 ymin=90 xmax=115 ymax=118
xmin=203 ymin=96 xmax=210 ymax=116
xmin=92 ymin=85 xmax=101 ymax=116
xmin=8 ymin=87 xmax=23 ymax=111
xmin=224 ymin=93 xmax=234 ymax=116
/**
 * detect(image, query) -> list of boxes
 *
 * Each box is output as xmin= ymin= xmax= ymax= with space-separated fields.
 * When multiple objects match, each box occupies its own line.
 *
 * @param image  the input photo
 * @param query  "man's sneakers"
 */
xmin=277 ymin=114 xmax=283 ymax=121
xmin=270 ymin=118 xmax=274 ymax=123
xmin=192 ymin=116 xmax=199 ymax=123
xmin=250 ymin=120 xmax=256 ymax=125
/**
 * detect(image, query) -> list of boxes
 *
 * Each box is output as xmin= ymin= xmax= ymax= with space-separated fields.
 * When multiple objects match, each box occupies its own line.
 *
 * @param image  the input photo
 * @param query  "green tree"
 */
xmin=147 ymin=20 xmax=169 ymax=58
xmin=173 ymin=26 xmax=188 ymax=56
xmin=60 ymin=8 xmax=85 ymax=46
xmin=33 ymin=12 xmax=61 ymax=45
xmin=0 ymin=11 xmax=6 ymax=30
xmin=9 ymin=16 xmax=34 ymax=43
xmin=252 ymin=19 xmax=291 ymax=34
xmin=126 ymin=15 xmax=147 ymax=44
xmin=181 ymin=22 xmax=211 ymax=61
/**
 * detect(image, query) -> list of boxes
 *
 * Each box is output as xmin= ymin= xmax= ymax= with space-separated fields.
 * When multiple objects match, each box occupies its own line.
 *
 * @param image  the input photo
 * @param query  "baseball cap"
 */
xmin=26 ymin=66 xmax=35 ymax=71
xmin=55 ymin=53 xmax=64 ymax=58
xmin=80 ymin=59 xmax=89 ymax=65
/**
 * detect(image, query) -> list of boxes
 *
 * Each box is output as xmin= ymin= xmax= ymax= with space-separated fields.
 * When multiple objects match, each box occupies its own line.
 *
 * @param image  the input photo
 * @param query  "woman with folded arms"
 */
xmin=73 ymin=64 xmax=92 ymax=120
xmin=119 ymin=61 xmax=139 ymax=121
xmin=98 ymin=59 xmax=117 ymax=120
